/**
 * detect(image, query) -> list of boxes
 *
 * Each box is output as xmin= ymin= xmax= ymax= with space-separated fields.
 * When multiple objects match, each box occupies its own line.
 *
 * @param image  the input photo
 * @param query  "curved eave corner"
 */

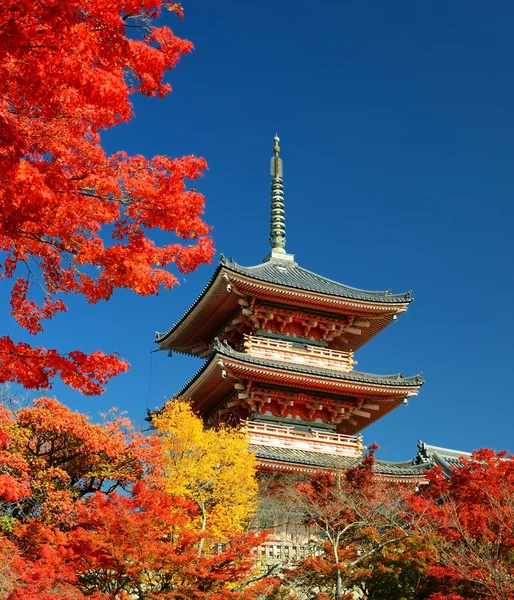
xmin=154 ymin=261 xmax=224 ymax=347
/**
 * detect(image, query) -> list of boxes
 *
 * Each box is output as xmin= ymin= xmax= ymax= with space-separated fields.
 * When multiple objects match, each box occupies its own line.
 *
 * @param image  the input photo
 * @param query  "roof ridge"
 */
xmin=419 ymin=440 xmax=472 ymax=457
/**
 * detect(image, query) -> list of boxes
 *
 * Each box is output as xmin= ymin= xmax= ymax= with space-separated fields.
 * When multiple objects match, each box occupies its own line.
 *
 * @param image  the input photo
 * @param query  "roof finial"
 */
xmin=269 ymin=134 xmax=286 ymax=253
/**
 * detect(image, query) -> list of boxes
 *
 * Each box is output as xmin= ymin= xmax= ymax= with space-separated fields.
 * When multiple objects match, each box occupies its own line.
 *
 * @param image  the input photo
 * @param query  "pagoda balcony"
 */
xmin=243 ymin=334 xmax=356 ymax=372
xmin=244 ymin=419 xmax=363 ymax=457
xmin=255 ymin=541 xmax=321 ymax=565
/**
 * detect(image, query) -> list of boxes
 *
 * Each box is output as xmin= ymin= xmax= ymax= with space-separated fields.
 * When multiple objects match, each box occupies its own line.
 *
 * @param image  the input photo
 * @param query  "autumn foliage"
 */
xmin=154 ymin=401 xmax=258 ymax=541
xmin=2 ymin=394 xmax=514 ymax=599
xmin=0 ymin=397 xmax=273 ymax=599
xmin=283 ymin=445 xmax=416 ymax=600
xmin=0 ymin=0 xmax=214 ymax=394
xmin=410 ymin=448 xmax=514 ymax=600
xmin=276 ymin=446 xmax=514 ymax=600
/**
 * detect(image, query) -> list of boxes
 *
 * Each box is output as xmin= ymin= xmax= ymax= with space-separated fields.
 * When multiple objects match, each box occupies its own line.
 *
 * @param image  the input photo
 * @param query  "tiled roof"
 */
xmin=374 ymin=459 xmax=430 ymax=477
xmin=414 ymin=440 xmax=471 ymax=477
xmin=250 ymin=440 xmax=469 ymax=478
xmin=212 ymin=340 xmax=424 ymax=387
xmin=155 ymin=255 xmax=412 ymax=344
xmin=250 ymin=444 xmax=359 ymax=469
xmin=172 ymin=340 xmax=423 ymax=399
xmin=251 ymin=444 xmax=431 ymax=476
xmin=222 ymin=255 xmax=412 ymax=304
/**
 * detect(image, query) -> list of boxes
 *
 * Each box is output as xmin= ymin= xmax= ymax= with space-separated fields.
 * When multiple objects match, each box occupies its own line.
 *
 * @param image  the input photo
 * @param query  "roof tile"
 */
xmin=223 ymin=256 xmax=412 ymax=304
xmin=156 ymin=255 xmax=412 ymax=344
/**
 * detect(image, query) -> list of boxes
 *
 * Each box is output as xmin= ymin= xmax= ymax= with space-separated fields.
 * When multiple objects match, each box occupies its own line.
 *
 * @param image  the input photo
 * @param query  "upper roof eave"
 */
xmin=221 ymin=255 xmax=413 ymax=304
xmin=155 ymin=255 xmax=413 ymax=345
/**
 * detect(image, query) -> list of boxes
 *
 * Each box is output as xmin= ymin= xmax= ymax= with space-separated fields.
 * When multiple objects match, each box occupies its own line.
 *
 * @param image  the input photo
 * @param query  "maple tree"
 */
xmin=409 ymin=448 xmax=514 ymax=600
xmin=0 ymin=0 xmax=214 ymax=395
xmin=282 ymin=446 xmax=417 ymax=600
xmin=355 ymin=535 xmax=438 ymax=600
xmin=0 ymin=397 xmax=276 ymax=600
xmin=153 ymin=400 xmax=259 ymax=546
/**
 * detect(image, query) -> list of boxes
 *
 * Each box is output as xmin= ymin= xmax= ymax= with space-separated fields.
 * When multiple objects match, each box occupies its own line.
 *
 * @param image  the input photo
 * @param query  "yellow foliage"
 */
xmin=153 ymin=401 xmax=258 ymax=540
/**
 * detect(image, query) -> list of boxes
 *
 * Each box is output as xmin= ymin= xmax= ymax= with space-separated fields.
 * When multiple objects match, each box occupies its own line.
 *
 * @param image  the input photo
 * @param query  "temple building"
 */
xmin=155 ymin=136 xmax=456 ymax=481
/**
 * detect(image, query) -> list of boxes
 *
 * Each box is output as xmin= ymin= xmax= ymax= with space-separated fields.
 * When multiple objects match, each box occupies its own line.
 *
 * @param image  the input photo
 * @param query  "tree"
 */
xmin=0 ymin=398 xmax=273 ymax=599
xmin=0 ymin=0 xmax=214 ymax=395
xmin=0 ymin=396 xmax=161 ymax=525
xmin=285 ymin=446 xmax=417 ymax=600
xmin=153 ymin=401 xmax=259 ymax=546
xmin=355 ymin=535 xmax=438 ymax=600
xmin=410 ymin=448 xmax=514 ymax=600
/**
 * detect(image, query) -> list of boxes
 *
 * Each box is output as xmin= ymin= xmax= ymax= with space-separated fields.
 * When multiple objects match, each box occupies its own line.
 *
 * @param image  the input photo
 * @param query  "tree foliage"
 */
xmin=410 ymin=448 xmax=514 ymax=600
xmin=153 ymin=401 xmax=259 ymax=542
xmin=0 ymin=397 xmax=272 ymax=600
xmin=0 ymin=0 xmax=214 ymax=395
xmin=5 ymin=396 xmax=512 ymax=600
xmin=258 ymin=446 xmax=514 ymax=600
xmin=283 ymin=446 xmax=418 ymax=600
xmin=356 ymin=535 xmax=438 ymax=600
xmin=0 ymin=396 xmax=161 ymax=524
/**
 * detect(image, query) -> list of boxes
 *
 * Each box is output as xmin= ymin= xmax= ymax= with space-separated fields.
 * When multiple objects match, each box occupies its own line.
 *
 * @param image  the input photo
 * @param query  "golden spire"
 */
xmin=269 ymin=134 xmax=286 ymax=253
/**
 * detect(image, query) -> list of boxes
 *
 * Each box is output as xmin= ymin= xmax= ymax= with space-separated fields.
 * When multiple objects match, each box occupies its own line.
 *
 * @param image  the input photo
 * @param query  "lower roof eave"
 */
xmin=256 ymin=458 xmax=333 ymax=474
xmin=255 ymin=457 xmax=431 ymax=482
xmin=171 ymin=347 xmax=423 ymax=420
xmin=220 ymin=357 xmax=423 ymax=397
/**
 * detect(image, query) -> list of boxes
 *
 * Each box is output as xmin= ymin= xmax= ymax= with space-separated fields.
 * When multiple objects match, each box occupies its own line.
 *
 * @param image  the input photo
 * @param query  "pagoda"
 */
xmin=156 ymin=136 xmax=423 ymax=476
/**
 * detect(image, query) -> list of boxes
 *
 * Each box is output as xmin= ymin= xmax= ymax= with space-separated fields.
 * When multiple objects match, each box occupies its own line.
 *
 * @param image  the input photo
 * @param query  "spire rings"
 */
xmin=269 ymin=135 xmax=286 ymax=252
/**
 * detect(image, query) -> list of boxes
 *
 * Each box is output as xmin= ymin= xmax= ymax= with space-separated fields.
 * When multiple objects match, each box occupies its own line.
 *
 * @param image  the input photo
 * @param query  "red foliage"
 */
xmin=0 ymin=397 xmax=162 ymax=523
xmin=0 ymin=0 xmax=214 ymax=394
xmin=410 ymin=448 xmax=514 ymax=600
xmin=0 ymin=399 xmax=269 ymax=599
xmin=0 ymin=338 xmax=130 ymax=395
xmin=344 ymin=441 xmax=379 ymax=490
xmin=289 ymin=444 xmax=414 ymax=600
xmin=295 ymin=443 xmax=381 ymax=539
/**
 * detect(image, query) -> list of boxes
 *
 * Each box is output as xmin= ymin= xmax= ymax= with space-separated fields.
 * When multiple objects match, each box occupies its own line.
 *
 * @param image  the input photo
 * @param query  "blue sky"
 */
xmin=4 ymin=0 xmax=514 ymax=461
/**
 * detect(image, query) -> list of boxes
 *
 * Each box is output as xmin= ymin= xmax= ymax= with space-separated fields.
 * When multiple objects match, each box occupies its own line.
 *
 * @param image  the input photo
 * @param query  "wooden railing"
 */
xmin=243 ymin=334 xmax=356 ymax=371
xmin=255 ymin=541 xmax=321 ymax=564
xmin=245 ymin=419 xmax=363 ymax=457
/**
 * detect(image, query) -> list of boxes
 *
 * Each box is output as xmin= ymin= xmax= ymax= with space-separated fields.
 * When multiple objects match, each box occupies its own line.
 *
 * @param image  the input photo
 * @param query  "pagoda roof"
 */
xmin=250 ymin=444 xmax=359 ymax=470
xmin=251 ymin=439 xmax=469 ymax=480
xmin=175 ymin=339 xmax=423 ymax=399
xmin=414 ymin=440 xmax=472 ymax=478
xmin=220 ymin=256 xmax=412 ymax=305
xmin=214 ymin=340 xmax=423 ymax=388
xmin=169 ymin=340 xmax=422 ymax=435
xmin=156 ymin=255 xmax=413 ymax=355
